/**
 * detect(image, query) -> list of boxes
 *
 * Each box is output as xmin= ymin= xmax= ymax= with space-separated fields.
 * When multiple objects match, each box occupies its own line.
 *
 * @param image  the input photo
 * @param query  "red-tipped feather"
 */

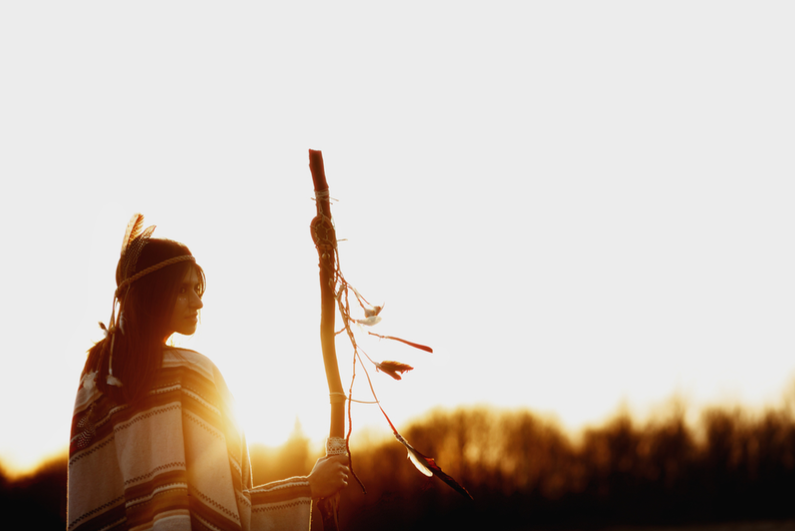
xmin=368 ymin=332 xmax=433 ymax=353
xmin=395 ymin=434 xmax=473 ymax=500
xmin=375 ymin=360 xmax=414 ymax=380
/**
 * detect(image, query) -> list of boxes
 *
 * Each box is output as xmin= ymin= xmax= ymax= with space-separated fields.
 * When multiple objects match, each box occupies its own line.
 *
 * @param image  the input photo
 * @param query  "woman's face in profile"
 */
xmin=167 ymin=267 xmax=204 ymax=338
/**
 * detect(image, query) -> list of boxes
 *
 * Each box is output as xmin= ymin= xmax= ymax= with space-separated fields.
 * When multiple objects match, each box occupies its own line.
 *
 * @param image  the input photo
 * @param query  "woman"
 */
xmin=68 ymin=215 xmax=348 ymax=531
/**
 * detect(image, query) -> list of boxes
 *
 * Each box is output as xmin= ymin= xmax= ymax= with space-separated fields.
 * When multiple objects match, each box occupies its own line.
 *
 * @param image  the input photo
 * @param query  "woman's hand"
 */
xmin=308 ymin=455 xmax=350 ymax=499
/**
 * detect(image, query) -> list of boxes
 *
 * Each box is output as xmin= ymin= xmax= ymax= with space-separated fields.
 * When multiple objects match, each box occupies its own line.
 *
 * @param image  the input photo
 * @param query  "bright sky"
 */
xmin=2 ymin=2 xmax=795 ymax=476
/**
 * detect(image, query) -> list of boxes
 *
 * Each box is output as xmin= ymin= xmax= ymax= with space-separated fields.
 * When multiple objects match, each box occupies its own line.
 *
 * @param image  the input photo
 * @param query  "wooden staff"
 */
xmin=308 ymin=149 xmax=346 ymax=530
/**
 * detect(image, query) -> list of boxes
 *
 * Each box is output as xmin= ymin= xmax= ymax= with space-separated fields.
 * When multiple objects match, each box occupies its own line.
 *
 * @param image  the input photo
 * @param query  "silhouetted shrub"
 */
xmin=0 ymin=454 xmax=67 ymax=529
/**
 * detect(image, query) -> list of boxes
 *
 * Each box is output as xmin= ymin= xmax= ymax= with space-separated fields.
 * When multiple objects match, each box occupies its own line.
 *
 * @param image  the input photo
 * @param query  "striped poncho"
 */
xmin=68 ymin=349 xmax=312 ymax=531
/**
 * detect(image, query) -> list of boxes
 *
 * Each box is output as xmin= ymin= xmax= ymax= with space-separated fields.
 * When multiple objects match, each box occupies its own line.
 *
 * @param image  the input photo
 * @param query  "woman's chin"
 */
xmin=165 ymin=327 xmax=198 ymax=342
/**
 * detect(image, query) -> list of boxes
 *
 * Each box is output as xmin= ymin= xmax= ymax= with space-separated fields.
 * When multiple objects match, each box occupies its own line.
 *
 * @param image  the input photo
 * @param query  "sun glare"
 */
xmin=0 ymin=446 xmax=66 ymax=481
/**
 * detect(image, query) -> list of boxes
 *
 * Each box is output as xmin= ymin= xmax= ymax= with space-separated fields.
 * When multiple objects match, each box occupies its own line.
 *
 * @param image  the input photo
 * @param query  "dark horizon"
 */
xmin=7 ymin=397 xmax=795 ymax=530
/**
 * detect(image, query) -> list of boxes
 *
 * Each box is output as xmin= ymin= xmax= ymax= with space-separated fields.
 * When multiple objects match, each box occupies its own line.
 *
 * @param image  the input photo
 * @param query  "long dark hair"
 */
xmin=84 ymin=238 xmax=206 ymax=404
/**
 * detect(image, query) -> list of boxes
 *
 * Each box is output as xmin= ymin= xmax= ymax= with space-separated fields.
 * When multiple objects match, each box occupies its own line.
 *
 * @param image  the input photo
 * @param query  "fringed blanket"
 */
xmin=68 ymin=349 xmax=312 ymax=531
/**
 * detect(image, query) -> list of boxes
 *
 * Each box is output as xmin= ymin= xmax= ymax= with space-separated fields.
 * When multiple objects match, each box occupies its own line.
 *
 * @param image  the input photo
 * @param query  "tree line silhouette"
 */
xmin=4 ymin=397 xmax=795 ymax=529
xmin=329 ymin=399 xmax=795 ymax=530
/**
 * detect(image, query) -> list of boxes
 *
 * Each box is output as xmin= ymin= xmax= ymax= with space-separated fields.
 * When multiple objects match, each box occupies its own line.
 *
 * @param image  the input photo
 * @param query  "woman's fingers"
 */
xmin=309 ymin=455 xmax=351 ymax=498
xmin=336 ymin=462 xmax=349 ymax=489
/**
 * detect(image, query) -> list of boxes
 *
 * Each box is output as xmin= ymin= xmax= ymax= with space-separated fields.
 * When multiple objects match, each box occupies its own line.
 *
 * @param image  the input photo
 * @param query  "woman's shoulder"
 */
xmin=162 ymin=347 xmax=220 ymax=380
xmin=161 ymin=347 xmax=236 ymax=413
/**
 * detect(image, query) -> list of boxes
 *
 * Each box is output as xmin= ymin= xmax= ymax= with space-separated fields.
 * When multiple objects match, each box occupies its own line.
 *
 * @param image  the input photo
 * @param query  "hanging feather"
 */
xmin=364 ymin=304 xmax=384 ymax=318
xmin=399 ymin=436 xmax=432 ymax=477
xmin=356 ymin=315 xmax=382 ymax=327
xmin=367 ymin=332 xmax=434 ymax=353
xmin=375 ymin=360 xmax=414 ymax=380
xmin=394 ymin=433 xmax=473 ymax=500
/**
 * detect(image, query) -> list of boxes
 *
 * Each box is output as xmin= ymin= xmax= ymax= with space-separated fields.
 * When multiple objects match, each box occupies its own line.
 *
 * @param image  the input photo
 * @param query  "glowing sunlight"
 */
xmin=2 ymin=5 xmax=795 ymax=502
